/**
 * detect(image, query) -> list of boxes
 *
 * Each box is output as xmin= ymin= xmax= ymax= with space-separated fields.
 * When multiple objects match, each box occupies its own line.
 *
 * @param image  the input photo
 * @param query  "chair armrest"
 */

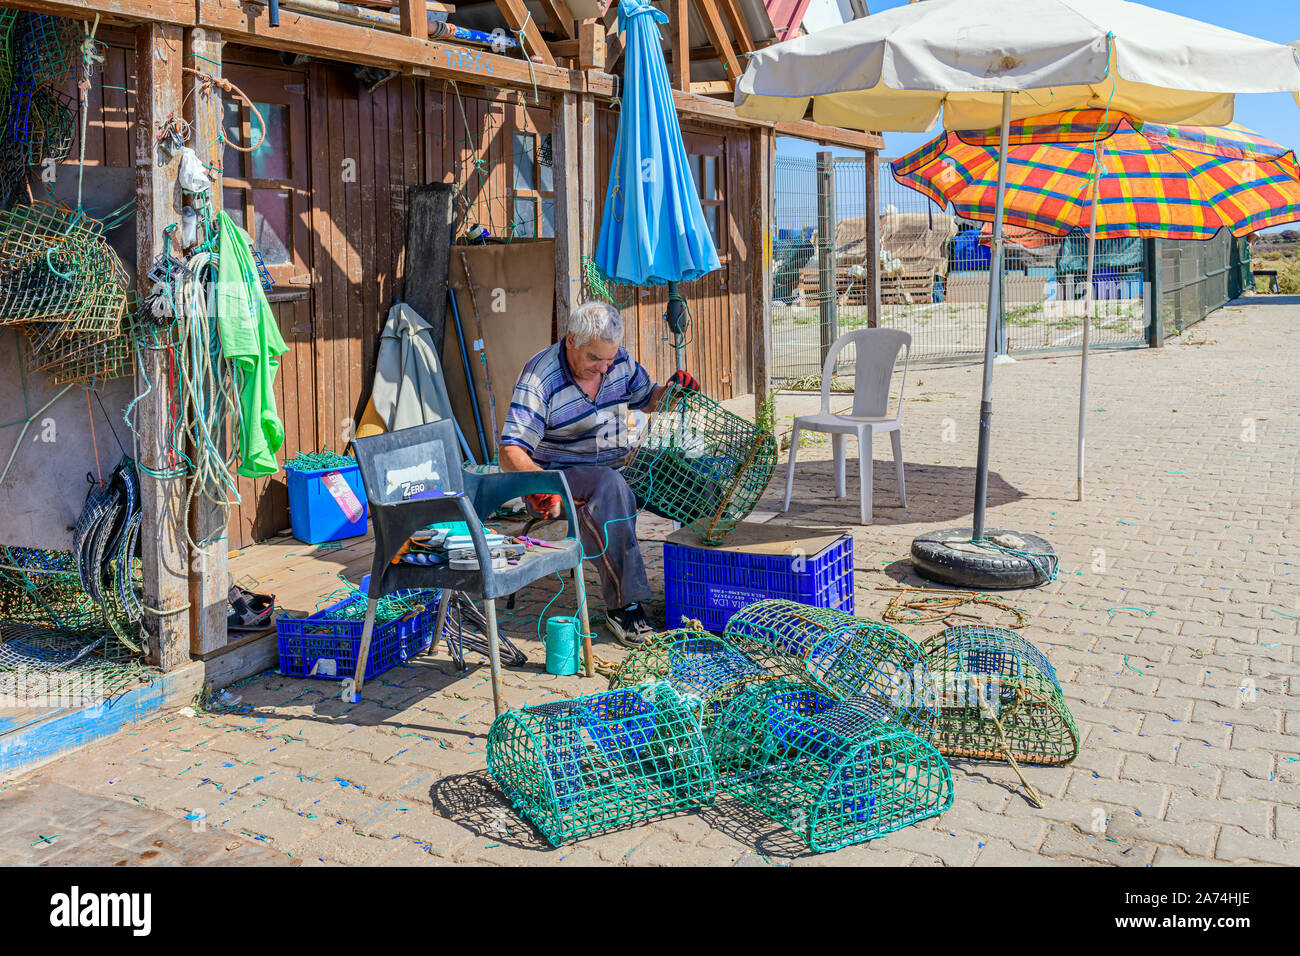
xmin=469 ymin=468 xmax=580 ymax=541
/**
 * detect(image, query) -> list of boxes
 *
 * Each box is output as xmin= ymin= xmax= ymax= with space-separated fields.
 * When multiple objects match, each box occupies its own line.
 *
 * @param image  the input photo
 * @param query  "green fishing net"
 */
xmin=706 ymin=679 xmax=954 ymax=852
xmin=622 ymin=385 xmax=777 ymax=544
xmin=923 ymin=624 xmax=1079 ymax=766
xmin=723 ymin=599 xmax=937 ymax=737
xmin=487 ymin=681 xmax=716 ymax=846
xmin=607 ymin=627 xmax=772 ymax=730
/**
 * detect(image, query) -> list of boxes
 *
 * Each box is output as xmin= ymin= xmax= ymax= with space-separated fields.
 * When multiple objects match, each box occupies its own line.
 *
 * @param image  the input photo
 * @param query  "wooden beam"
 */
xmin=398 ymin=0 xmax=428 ymax=40
xmin=690 ymin=80 xmax=732 ymax=96
xmin=552 ymin=91 xmax=582 ymax=331
xmin=551 ymin=21 xmax=604 ymax=68
xmin=493 ymin=0 xmax=556 ymax=66
xmin=578 ymin=18 xmax=604 ymax=69
xmin=0 ymin=0 xmax=195 ymax=25
xmin=750 ymin=126 xmax=773 ymax=421
xmin=668 ymin=0 xmax=689 ymax=91
xmin=774 ymin=119 xmax=885 ymax=151
xmin=135 ymin=22 xmax=190 ymax=674
xmin=539 ymin=0 xmax=575 ymax=39
xmin=717 ymin=0 xmax=754 ymax=54
xmin=695 ymin=0 xmax=742 ymax=83
xmin=864 ymin=149 xmax=881 ymax=329
xmin=579 ymin=93 xmax=596 ymax=257
xmin=197 ymin=0 xmax=606 ymax=95
xmin=183 ymin=25 xmax=229 ymax=659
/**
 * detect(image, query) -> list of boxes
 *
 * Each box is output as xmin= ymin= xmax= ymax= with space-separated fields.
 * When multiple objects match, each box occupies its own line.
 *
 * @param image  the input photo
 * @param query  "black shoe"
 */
xmin=606 ymin=603 xmax=655 ymax=648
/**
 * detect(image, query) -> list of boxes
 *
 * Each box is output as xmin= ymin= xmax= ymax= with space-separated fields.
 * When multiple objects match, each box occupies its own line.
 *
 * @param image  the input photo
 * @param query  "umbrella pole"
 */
xmin=1078 ymin=174 xmax=1099 ymax=501
xmin=972 ymin=92 xmax=1012 ymax=541
xmin=667 ymin=281 xmax=686 ymax=371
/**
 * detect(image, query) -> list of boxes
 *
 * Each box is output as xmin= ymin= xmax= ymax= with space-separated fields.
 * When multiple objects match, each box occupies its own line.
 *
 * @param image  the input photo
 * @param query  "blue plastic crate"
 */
xmin=664 ymin=532 xmax=854 ymax=633
xmin=284 ymin=461 xmax=368 ymax=544
xmin=276 ymin=590 xmax=441 ymax=681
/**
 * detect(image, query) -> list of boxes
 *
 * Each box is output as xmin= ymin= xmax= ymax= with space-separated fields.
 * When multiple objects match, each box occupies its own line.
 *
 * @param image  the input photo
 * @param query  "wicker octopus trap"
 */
xmin=707 ymin=680 xmax=954 ymax=852
xmin=723 ymin=600 xmax=937 ymax=736
xmin=622 ymin=385 xmax=777 ymax=544
xmin=607 ymin=627 xmax=771 ymax=729
xmin=923 ymin=624 xmax=1078 ymax=766
xmin=486 ymin=682 xmax=716 ymax=846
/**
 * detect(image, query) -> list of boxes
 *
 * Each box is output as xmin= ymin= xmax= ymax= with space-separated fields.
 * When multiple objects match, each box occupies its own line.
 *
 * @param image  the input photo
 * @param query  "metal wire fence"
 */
xmin=770 ymin=155 xmax=1149 ymax=381
xmin=1156 ymin=230 xmax=1250 ymax=336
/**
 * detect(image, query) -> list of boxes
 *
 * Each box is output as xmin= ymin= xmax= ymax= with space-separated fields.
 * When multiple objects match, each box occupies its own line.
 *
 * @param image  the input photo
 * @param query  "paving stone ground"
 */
xmin=4 ymin=298 xmax=1299 ymax=866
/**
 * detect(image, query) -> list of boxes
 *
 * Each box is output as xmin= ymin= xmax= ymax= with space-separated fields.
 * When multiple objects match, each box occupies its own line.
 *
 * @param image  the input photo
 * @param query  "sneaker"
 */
xmin=606 ymin=603 xmax=655 ymax=648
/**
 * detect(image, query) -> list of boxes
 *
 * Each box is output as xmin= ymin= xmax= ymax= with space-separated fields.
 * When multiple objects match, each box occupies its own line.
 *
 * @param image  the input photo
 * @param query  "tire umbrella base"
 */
xmin=910 ymin=528 xmax=1057 ymax=590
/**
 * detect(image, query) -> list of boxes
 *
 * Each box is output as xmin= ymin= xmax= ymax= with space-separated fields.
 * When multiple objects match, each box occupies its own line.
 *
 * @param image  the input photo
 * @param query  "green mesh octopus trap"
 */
xmin=923 ymin=625 xmax=1078 ymax=766
xmin=608 ymin=627 xmax=772 ymax=730
xmin=723 ymin=600 xmax=936 ymax=736
xmin=707 ymin=680 xmax=954 ymax=852
xmin=622 ymin=385 xmax=777 ymax=544
xmin=487 ymin=681 xmax=716 ymax=846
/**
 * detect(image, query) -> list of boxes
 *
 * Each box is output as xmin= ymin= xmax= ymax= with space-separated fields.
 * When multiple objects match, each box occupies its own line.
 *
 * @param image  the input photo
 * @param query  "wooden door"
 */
xmin=221 ymin=59 xmax=317 ymax=546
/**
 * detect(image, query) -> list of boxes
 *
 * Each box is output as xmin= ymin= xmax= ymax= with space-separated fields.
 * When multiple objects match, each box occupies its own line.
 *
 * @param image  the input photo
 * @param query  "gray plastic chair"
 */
xmin=349 ymin=420 xmax=591 ymax=715
xmin=782 ymin=328 xmax=911 ymax=524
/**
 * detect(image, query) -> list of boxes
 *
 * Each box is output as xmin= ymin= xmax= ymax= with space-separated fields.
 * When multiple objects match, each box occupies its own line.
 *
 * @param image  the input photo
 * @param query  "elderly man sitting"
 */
xmin=499 ymin=301 xmax=698 ymax=647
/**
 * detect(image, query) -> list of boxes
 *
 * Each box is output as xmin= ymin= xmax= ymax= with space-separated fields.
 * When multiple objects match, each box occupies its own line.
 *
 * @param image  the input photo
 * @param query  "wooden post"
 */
xmin=751 ymin=127 xmax=773 ymax=420
xmin=551 ymin=91 xmax=581 ymax=334
xmin=398 ymin=0 xmax=429 ymax=40
xmin=135 ymin=23 xmax=190 ymax=673
xmin=864 ymin=148 xmax=881 ymax=329
xmin=579 ymin=93 xmax=596 ymax=258
xmin=815 ymin=150 xmax=838 ymax=368
xmin=183 ymin=26 xmax=229 ymax=657
xmin=577 ymin=19 xmax=604 ymax=70
xmin=668 ymin=0 xmax=690 ymax=90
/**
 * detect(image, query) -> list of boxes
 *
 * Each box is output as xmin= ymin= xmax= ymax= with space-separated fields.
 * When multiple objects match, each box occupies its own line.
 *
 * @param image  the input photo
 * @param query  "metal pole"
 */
xmin=972 ymin=92 xmax=1012 ymax=541
xmin=1078 ymin=171 xmax=1099 ymax=502
xmin=816 ymin=150 xmax=838 ymax=367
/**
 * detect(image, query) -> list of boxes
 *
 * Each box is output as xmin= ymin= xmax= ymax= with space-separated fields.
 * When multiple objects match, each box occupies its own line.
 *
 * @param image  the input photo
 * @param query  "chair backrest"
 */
xmin=820 ymin=328 xmax=912 ymax=420
xmin=352 ymin=419 xmax=464 ymax=507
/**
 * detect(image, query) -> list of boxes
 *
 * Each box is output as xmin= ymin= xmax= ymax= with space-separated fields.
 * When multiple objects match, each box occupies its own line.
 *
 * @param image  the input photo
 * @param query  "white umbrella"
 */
xmin=738 ymin=0 xmax=1300 ymax=554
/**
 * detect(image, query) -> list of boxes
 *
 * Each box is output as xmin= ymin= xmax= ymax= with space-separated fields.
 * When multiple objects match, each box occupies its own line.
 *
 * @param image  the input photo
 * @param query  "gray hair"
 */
xmin=567 ymin=300 xmax=624 ymax=347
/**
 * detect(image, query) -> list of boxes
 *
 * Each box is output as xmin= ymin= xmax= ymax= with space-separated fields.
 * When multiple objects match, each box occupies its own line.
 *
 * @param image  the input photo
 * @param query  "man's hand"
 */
xmin=667 ymin=369 xmax=701 ymax=392
xmin=526 ymin=493 xmax=562 ymax=519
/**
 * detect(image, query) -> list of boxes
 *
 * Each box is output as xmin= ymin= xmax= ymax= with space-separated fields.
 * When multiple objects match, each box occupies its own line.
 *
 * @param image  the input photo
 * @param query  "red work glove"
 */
xmin=667 ymin=369 xmax=700 ymax=392
xmin=526 ymin=493 xmax=562 ymax=519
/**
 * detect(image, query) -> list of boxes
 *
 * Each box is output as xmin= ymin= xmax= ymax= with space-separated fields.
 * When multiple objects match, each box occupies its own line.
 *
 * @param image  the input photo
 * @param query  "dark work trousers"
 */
xmin=553 ymin=464 xmax=653 ymax=611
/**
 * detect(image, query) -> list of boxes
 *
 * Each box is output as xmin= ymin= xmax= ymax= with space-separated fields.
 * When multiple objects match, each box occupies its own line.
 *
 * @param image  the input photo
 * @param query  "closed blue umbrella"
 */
xmin=595 ymin=0 xmax=720 ymax=366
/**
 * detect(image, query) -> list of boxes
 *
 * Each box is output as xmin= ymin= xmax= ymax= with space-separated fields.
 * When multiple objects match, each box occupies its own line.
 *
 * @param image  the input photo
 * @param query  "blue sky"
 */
xmin=776 ymin=0 xmax=1300 ymax=171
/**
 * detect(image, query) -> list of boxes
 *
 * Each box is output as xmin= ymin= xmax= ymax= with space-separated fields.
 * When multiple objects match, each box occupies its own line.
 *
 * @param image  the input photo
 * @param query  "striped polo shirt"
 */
xmin=500 ymin=340 xmax=655 ymax=466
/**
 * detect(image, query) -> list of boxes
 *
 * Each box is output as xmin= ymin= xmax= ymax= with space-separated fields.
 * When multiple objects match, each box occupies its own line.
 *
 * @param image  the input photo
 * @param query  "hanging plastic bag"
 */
xmin=178 ymin=147 xmax=212 ymax=194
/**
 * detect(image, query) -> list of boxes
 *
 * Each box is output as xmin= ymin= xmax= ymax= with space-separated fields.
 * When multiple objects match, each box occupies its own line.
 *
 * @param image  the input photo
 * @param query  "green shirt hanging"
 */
xmin=214 ymin=211 xmax=289 ymax=478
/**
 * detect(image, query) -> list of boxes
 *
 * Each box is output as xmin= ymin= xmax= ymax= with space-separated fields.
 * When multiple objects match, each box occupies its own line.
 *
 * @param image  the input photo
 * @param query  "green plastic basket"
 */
xmin=924 ymin=625 xmax=1079 ymax=766
xmin=708 ymin=680 xmax=954 ymax=852
xmin=723 ymin=600 xmax=937 ymax=737
xmin=622 ymin=385 xmax=776 ymax=545
xmin=486 ymin=681 xmax=716 ymax=846
xmin=608 ymin=627 xmax=773 ymax=730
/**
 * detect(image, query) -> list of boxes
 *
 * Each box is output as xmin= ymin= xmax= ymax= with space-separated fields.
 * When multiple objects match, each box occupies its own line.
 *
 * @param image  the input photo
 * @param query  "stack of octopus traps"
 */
xmin=486 ymin=600 xmax=1079 ymax=853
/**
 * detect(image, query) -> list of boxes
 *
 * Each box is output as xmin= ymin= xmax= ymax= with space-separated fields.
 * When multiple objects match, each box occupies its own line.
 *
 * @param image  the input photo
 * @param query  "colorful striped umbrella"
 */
xmin=892 ymin=109 xmax=1300 ymax=500
xmin=892 ymin=109 xmax=1300 ymax=241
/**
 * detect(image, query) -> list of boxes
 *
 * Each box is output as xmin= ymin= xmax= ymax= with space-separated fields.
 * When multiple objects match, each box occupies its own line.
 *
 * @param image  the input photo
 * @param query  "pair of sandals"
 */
xmin=227 ymin=585 xmax=275 ymax=633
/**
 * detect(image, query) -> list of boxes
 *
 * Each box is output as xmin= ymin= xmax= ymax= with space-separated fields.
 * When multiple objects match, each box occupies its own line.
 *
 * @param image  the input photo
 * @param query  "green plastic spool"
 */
xmin=622 ymin=385 xmax=777 ymax=545
xmin=708 ymin=680 xmax=954 ymax=853
xmin=724 ymin=600 xmax=937 ymax=737
xmin=486 ymin=681 xmax=716 ymax=846
xmin=544 ymin=615 xmax=580 ymax=676
xmin=924 ymin=624 xmax=1079 ymax=766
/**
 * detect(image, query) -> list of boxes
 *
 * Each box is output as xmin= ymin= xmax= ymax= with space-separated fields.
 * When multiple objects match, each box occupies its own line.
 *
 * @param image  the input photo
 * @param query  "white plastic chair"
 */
xmin=783 ymin=328 xmax=911 ymax=524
